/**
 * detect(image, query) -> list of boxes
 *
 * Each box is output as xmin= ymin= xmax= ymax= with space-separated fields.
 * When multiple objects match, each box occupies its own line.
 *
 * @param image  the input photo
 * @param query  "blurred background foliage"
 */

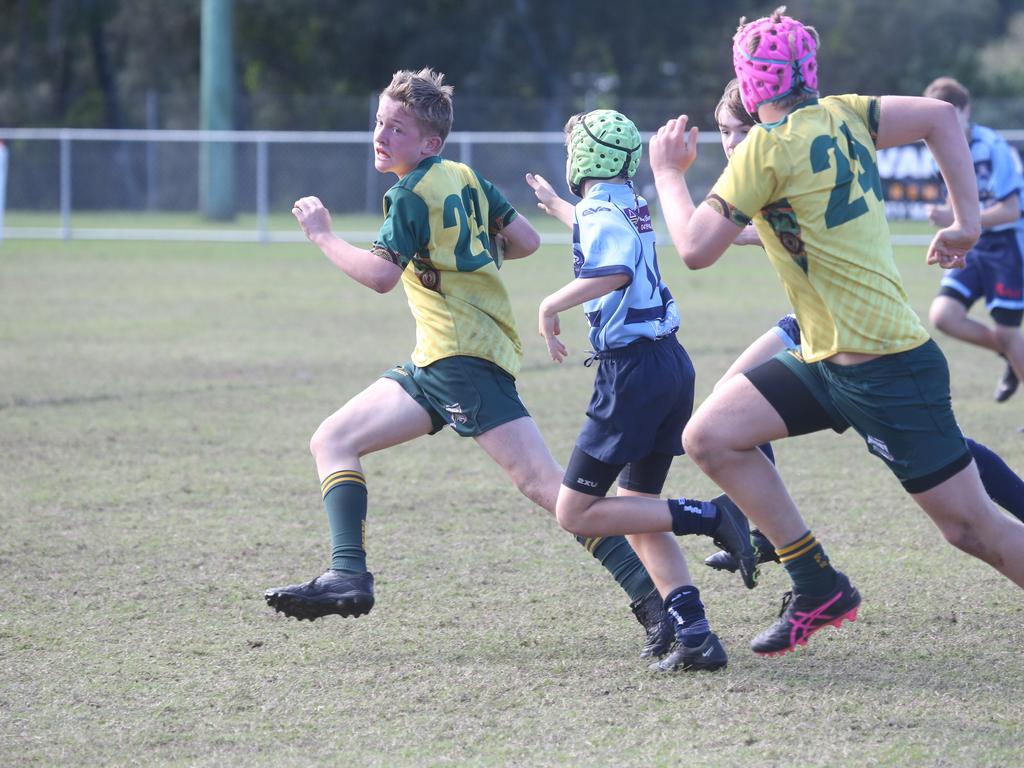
xmin=3 ymin=0 xmax=1024 ymax=131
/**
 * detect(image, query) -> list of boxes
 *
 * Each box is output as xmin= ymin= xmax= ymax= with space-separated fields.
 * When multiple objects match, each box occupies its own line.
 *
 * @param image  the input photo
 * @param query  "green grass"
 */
xmin=2 ymin=222 xmax=1022 ymax=767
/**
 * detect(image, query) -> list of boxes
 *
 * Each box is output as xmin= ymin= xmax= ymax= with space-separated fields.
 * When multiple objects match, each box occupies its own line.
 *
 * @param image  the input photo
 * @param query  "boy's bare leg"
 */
xmin=930 ymin=296 xmax=1024 ymax=394
xmin=476 ymin=417 xmax=673 ymax=657
xmin=913 ymin=463 xmax=1024 ymax=588
xmin=624 ymin=532 xmax=692 ymax=597
xmin=474 ymin=416 xmax=562 ymax=512
xmin=992 ymin=324 xmax=1024 ymax=391
xmin=265 ymin=378 xmax=434 ymax=621
xmin=715 ymin=329 xmax=788 ymax=389
xmin=930 ymin=296 xmax=1001 ymax=351
xmin=310 ymin=377 xmax=435 ymax=479
xmin=682 ymin=374 xmax=809 ymax=546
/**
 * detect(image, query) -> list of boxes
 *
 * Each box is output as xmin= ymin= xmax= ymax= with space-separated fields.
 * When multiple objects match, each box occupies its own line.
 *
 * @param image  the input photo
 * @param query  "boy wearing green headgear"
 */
xmin=530 ymin=110 xmax=757 ymax=672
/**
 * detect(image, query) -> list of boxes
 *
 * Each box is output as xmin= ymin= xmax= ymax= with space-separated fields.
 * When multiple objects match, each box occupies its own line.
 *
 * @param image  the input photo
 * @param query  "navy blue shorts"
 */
xmin=939 ymin=229 xmax=1024 ymax=326
xmin=575 ymin=334 xmax=695 ymax=468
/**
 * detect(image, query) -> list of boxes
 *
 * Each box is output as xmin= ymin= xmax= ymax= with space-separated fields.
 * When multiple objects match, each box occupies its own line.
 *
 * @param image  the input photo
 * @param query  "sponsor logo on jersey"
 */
xmin=624 ymin=204 xmax=654 ymax=233
xmin=572 ymin=246 xmax=585 ymax=277
xmin=581 ymin=206 xmax=611 ymax=217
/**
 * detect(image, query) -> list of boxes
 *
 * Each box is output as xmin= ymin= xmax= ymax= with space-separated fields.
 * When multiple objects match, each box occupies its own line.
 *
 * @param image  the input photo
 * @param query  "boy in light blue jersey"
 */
xmin=529 ymin=110 xmax=757 ymax=673
xmin=924 ymin=76 xmax=1024 ymax=405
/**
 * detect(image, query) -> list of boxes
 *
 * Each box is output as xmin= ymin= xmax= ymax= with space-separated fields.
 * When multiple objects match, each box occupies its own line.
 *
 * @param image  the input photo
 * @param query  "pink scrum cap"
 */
xmin=732 ymin=9 xmax=818 ymax=116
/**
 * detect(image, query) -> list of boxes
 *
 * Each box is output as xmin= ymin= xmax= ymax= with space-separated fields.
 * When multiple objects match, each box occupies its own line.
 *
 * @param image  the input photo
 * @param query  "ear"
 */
xmin=422 ymin=135 xmax=444 ymax=156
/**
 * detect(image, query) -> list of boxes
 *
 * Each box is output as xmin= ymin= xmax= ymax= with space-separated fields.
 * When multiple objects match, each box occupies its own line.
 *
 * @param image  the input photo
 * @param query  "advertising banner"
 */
xmin=880 ymin=140 xmax=1024 ymax=220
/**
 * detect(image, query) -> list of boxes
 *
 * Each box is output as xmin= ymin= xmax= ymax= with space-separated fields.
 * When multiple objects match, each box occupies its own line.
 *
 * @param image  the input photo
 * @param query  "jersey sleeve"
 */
xmin=474 ymin=171 xmax=519 ymax=233
xmin=371 ymin=186 xmax=430 ymax=268
xmin=709 ymin=128 xmax=782 ymax=224
xmin=987 ymin=138 xmax=1024 ymax=203
xmin=576 ymin=205 xmax=636 ymax=280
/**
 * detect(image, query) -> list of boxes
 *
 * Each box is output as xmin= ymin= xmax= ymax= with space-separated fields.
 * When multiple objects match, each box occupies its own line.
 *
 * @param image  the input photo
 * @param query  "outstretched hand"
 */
xmin=525 ymin=172 xmax=577 ymax=230
xmin=292 ymin=196 xmax=333 ymax=241
xmin=525 ymin=173 xmax=560 ymax=213
xmin=926 ymin=223 xmax=978 ymax=269
xmin=649 ymin=115 xmax=699 ymax=176
xmin=538 ymin=303 xmax=567 ymax=363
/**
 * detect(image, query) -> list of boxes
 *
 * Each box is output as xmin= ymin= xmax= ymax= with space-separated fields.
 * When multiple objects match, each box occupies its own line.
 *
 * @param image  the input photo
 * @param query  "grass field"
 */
xmin=2 ymin=220 xmax=1023 ymax=766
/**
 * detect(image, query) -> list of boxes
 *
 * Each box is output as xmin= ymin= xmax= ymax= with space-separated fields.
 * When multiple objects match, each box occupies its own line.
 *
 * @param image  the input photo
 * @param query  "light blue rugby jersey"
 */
xmin=571 ymin=182 xmax=679 ymax=351
xmin=969 ymin=124 xmax=1024 ymax=234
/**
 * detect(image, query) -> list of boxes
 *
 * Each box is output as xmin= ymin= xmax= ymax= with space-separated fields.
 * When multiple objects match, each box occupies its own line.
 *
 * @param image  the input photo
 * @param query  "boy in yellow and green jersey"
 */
xmin=264 ymin=68 xmax=678 ymax=660
xmin=649 ymin=6 xmax=1024 ymax=658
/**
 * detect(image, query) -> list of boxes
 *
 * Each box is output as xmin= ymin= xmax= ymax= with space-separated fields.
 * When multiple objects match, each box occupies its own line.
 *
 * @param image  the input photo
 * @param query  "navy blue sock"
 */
xmin=667 ymin=498 xmax=718 ymax=536
xmin=967 ymin=438 xmax=1024 ymax=522
xmin=664 ymin=585 xmax=710 ymax=647
xmin=758 ymin=442 xmax=776 ymax=464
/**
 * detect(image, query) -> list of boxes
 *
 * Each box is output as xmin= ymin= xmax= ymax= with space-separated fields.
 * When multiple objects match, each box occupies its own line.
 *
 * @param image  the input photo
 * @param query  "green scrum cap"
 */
xmin=567 ymin=109 xmax=642 ymax=197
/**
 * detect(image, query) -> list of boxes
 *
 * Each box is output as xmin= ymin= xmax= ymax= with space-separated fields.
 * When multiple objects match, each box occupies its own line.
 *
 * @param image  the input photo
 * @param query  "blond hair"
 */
xmin=382 ymin=68 xmax=454 ymax=141
xmin=923 ymin=76 xmax=970 ymax=110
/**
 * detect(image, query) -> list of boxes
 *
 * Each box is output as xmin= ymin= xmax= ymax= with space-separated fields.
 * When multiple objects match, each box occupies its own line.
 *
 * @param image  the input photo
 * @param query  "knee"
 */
xmin=554 ymin=499 xmax=589 ymax=535
xmin=682 ymin=417 xmax=722 ymax=471
xmin=934 ymin=514 xmax=998 ymax=564
xmin=929 ymin=302 xmax=952 ymax=333
xmin=991 ymin=325 xmax=1019 ymax=354
xmin=508 ymin=461 xmax=561 ymax=514
xmin=516 ymin=474 xmax=550 ymax=511
xmin=308 ymin=424 xmax=328 ymax=459
xmin=929 ymin=296 xmax=970 ymax=335
xmin=309 ymin=418 xmax=348 ymax=460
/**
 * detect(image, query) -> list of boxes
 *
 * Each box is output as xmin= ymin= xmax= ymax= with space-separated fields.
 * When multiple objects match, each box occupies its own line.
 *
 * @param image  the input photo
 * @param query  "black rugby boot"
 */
xmin=265 ymin=569 xmax=374 ymax=621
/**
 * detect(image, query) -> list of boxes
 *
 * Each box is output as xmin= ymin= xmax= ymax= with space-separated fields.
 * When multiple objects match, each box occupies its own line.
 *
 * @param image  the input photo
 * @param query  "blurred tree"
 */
xmin=979 ymin=11 xmax=1024 ymax=94
xmin=2 ymin=0 xmax=1024 ymax=130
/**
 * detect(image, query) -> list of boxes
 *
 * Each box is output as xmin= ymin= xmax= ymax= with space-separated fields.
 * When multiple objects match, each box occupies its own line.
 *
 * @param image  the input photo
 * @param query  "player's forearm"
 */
xmin=981 ymin=195 xmax=1021 ymax=229
xmin=653 ymin=170 xmax=699 ymax=264
xmin=546 ymin=198 xmax=575 ymax=229
xmin=310 ymin=233 xmax=401 ymax=293
xmin=921 ymin=110 xmax=981 ymax=237
xmin=541 ymin=275 xmax=628 ymax=315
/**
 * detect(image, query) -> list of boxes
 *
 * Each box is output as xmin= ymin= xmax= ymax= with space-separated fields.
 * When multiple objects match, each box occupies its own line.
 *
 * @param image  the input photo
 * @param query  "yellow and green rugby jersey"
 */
xmin=710 ymin=95 xmax=929 ymax=362
xmin=370 ymin=156 xmax=522 ymax=376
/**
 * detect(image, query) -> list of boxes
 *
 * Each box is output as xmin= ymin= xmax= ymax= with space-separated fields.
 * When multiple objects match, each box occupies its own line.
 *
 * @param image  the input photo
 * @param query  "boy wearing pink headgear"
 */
xmin=649 ymin=6 xmax=1024 ymax=657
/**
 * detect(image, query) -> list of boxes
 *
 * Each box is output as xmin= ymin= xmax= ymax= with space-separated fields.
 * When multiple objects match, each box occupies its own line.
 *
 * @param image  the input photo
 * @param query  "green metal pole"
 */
xmin=200 ymin=0 xmax=235 ymax=220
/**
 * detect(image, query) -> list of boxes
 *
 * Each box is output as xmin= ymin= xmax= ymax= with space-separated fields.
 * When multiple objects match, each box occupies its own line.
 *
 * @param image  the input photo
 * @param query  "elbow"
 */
xmin=521 ymin=230 xmax=542 ymax=257
xmin=370 ymin=273 xmax=401 ymax=294
xmin=679 ymin=248 xmax=712 ymax=270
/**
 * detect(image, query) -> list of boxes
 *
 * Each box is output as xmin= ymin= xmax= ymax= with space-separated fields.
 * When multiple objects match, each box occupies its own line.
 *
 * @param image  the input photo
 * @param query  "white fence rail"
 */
xmin=1 ymin=127 xmax=1021 ymax=245
xmin=0 ymin=127 xmax=723 ymax=244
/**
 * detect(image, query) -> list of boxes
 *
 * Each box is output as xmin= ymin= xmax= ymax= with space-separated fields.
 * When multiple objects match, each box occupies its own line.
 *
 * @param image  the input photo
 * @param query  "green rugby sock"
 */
xmin=321 ymin=470 xmax=368 ymax=574
xmin=778 ymin=530 xmax=837 ymax=597
xmin=576 ymin=535 xmax=655 ymax=603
